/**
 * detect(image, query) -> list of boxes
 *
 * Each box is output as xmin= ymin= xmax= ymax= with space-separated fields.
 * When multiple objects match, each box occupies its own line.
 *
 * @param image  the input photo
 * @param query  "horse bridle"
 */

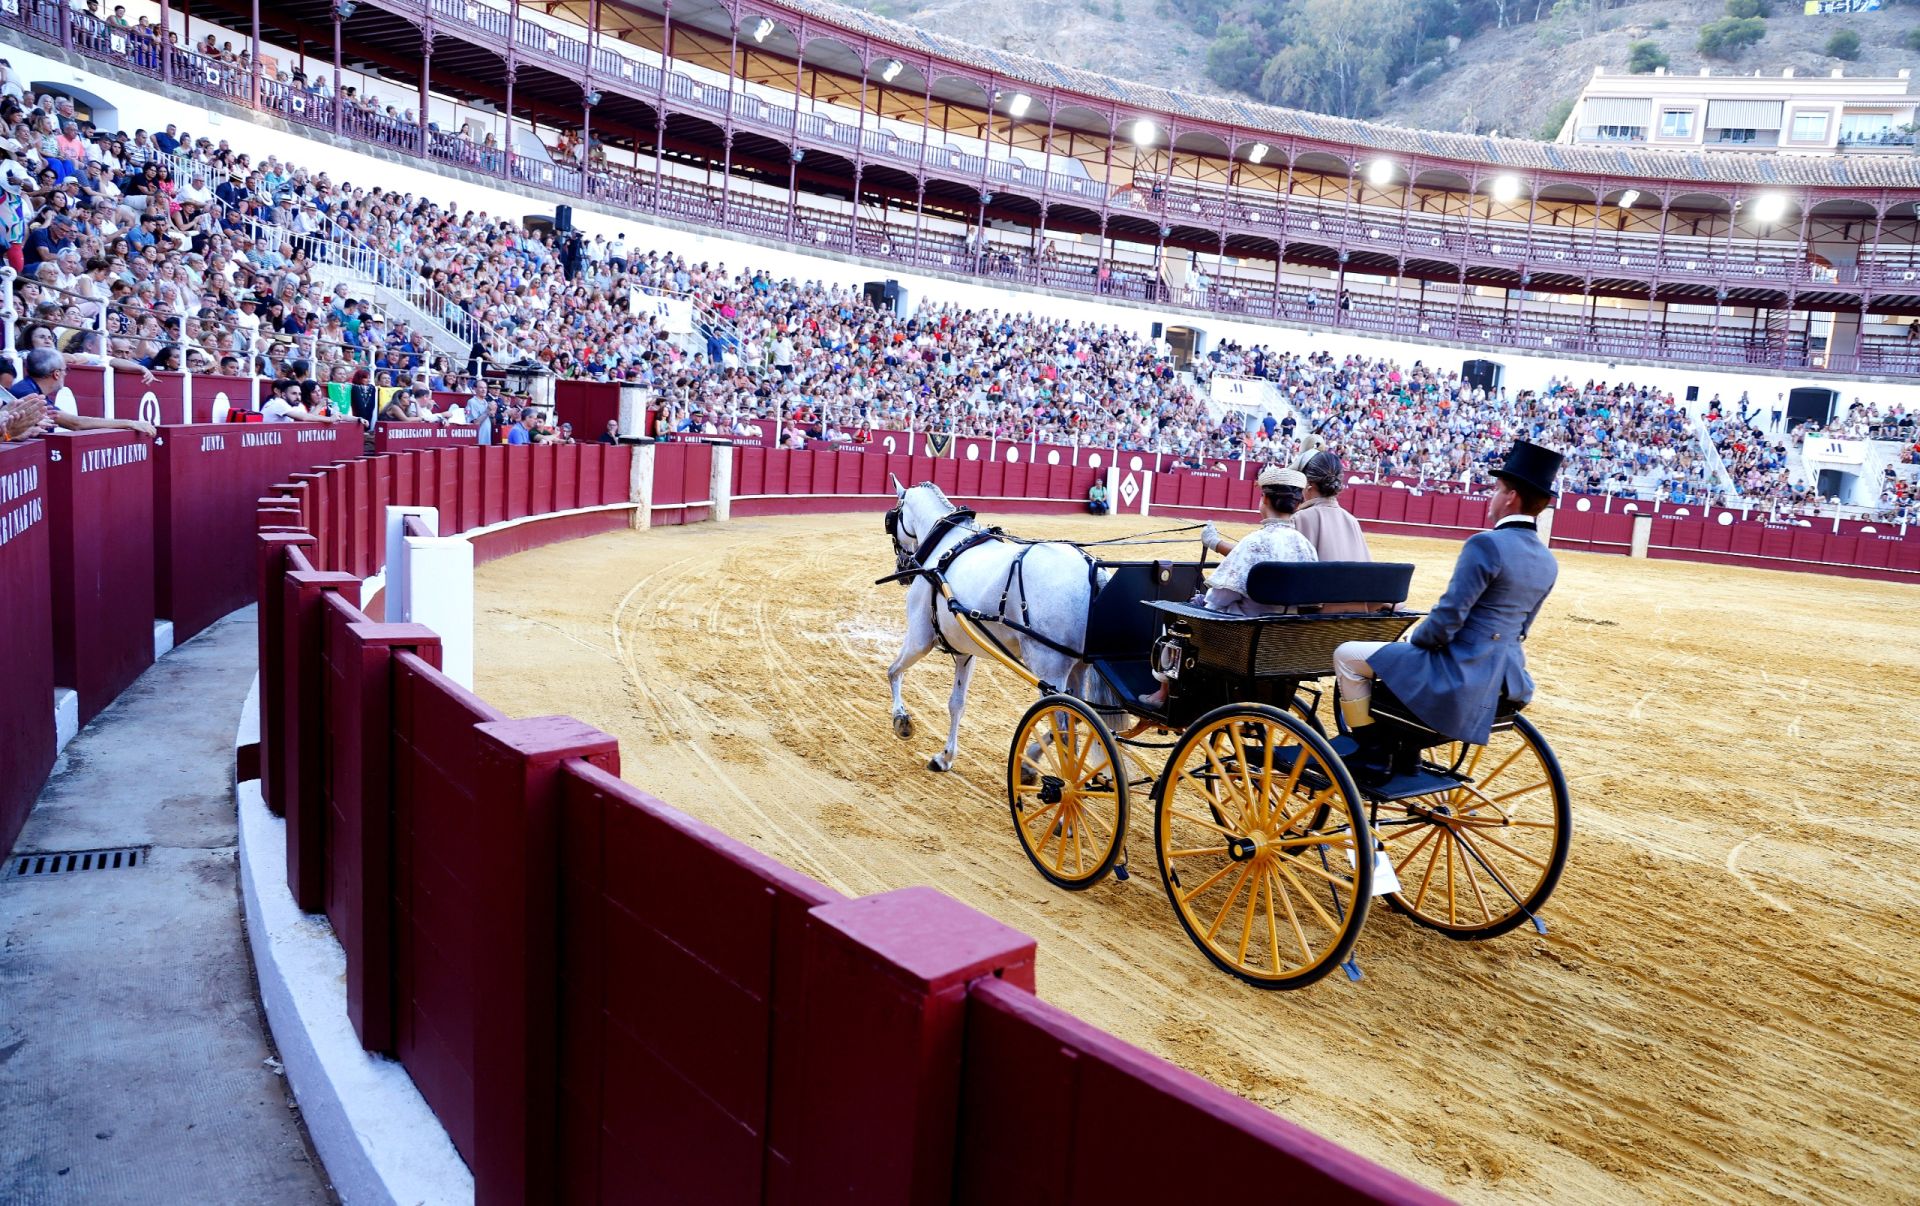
xmin=884 ymin=488 xmax=978 ymax=580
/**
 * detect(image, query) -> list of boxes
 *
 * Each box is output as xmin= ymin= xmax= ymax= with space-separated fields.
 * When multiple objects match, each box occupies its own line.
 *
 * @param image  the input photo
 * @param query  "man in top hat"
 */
xmin=1332 ymin=440 xmax=1563 ymax=747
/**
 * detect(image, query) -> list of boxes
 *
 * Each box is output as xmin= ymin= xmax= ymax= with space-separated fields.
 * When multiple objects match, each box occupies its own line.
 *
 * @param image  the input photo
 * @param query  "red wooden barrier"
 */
xmin=555 ymin=759 xmax=845 ymax=1204
xmin=553 ymin=380 xmax=621 ymax=438
xmin=389 ymin=650 xmax=511 ymax=1163
xmin=155 ymin=423 xmax=360 ymax=642
xmin=0 ymin=440 xmax=54 ymax=858
xmin=45 ymin=431 xmax=155 ymax=725
xmin=376 ymin=422 xmax=478 ymax=452
xmin=955 ymin=978 xmax=1446 ymax=1205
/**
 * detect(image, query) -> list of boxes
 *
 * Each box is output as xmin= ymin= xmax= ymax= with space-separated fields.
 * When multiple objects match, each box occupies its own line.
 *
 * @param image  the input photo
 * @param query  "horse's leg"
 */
xmin=887 ymin=603 xmax=936 ymax=740
xmin=927 ymin=653 xmax=976 ymax=772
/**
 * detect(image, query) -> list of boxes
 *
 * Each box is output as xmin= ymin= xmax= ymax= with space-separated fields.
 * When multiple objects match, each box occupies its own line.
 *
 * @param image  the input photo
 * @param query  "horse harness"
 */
xmin=880 ymin=501 xmax=1099 ymax=677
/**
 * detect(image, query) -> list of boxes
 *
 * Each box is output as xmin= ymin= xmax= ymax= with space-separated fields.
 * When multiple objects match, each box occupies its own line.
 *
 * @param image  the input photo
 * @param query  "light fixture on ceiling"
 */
xmin=1490 ymin=173 xmax=1522 ymax=203
xmin=1007 ymin=92 xmax=1031 ymax=119
xmin=1131 ymin=118 xmax=1155 ymax=146
xmin=1752 ymin=192 xmax=1788 ymax=224
xmin=1366 ymin=157 xmax=1394 ymax=187
xmin=752 ymin=17 xmax=775 ymax=43
xmin=1247 ymin=142 xmax=1268 ymax=165
xmin=880 ymin=59 xmax=903 ymax=83
xmin=1618 ymin=189 xmax=1640 ymax=209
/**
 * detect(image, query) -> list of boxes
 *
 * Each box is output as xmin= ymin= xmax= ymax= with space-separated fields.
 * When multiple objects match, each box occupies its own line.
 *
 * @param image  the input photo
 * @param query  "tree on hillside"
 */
xmin=1258 ymin=0 xmax=1417 ymax=118
xmin=1724 ymin=0 xmax=1770 ymax=17
xmin=1697 ymin=16 xmax=1766 ymax=60
xmin=1205 ymin=23 xmax=1269 ymax=93
xmin=1825 ymin=30 xmax=1860 ymax=60
xmin=1627 ymin=40 xmax=1669 ymax=73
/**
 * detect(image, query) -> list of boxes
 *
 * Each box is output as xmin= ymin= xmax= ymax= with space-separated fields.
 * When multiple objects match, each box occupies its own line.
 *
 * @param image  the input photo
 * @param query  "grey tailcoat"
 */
xmin=1368 ymin=521 xmax=1558 ymax=745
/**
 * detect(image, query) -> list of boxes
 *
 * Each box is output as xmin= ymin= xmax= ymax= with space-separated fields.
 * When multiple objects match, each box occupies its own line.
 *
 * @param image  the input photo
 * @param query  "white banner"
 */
xmin=629 ymin=291 xmax=694 ymax=335
xmin=1807 ymin=438 xmax=1867 ymax=466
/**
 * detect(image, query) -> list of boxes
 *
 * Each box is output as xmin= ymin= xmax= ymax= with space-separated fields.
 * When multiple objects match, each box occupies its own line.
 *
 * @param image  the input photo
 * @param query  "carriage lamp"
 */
xmin=1366 ymin=157 xmax=1394 ymax=187
xmin=585 ymin=90 xmax=602 ymax=107
xmin=1007 ymin=92 xmax=1032 ymax=118
xmin=1247 ymin=142 xmax=1269 ymax=165
xmin=1752 ymin=192 xmax=1788 ymax=224
xmin=1131 ymin=119 xmax=1156 ymax=146
xmin=1490 ymin=174 xmax=1522 ymax=204
xmin=881 ymin=59 xmax=904 ymax=83
xmin=753 ymin=17 xmax=775 ymax=42
xmin=1618 ymin=189 xmax=1640 ymax=209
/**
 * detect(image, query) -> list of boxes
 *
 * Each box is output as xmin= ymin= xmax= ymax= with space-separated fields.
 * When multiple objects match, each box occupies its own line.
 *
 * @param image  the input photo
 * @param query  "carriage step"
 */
xmin=1360 ymin=768 xmax=1466 ymax=803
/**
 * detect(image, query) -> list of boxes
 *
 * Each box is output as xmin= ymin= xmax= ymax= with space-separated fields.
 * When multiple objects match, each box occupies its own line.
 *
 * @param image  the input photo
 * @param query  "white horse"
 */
xmin=884 ymin=478 xmax=1110 ymax=771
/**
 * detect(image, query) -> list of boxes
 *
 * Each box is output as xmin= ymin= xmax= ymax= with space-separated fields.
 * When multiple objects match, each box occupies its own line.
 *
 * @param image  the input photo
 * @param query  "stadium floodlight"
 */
xmin=1618 ymin=189 xmax=1640 ymax=209
xmin=1247 ymin=142 xmax=1268 ymax=165
xmin=1753 ymin=192 xmax=1788 ymax=224
xmin=1366 ymin=157 xmax=1394 ymax=187
xmin=1008 ymin=92 xmax=1032 ymax=118
xmin=752 ymin=17 xmax=775 ymax=42
xmin=1131 ymin=118 xmax=1156 ymax=146
xmin=1490 ymin=173 xmax=1521 ymax=204
xmin=881 ymin=59 xmax=904 ymax=83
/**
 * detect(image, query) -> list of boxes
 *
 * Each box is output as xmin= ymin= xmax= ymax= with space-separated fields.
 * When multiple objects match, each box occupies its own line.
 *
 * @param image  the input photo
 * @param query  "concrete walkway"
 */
xmin=0 ymin=610 xmax=334 ymax=1204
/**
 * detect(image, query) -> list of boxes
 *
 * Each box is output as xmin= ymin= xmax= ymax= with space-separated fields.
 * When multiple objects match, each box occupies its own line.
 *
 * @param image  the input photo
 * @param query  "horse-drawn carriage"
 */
xmin=884 ymin=483 xmax=1571 ymax=990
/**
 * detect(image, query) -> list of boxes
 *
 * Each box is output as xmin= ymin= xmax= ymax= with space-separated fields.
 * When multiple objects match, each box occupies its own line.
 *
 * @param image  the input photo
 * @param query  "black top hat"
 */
xmin=1490 ymin=440 xmax=1563 ymax=500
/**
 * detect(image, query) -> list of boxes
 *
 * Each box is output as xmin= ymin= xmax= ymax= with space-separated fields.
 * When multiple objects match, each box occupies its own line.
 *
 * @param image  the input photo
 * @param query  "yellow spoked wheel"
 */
xmin=1152 ymin=704 xmax=1370 ymax=989
xmin=1006 ymin=695 xmax=1128 ymax=890
xmin=1381 ymin=714 xmax=1571 ymax=939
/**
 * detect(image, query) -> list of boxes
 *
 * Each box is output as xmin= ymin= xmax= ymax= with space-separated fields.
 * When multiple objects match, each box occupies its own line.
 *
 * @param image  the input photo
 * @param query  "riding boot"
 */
xmin=1340 ymin=695 xmax=1374 ymax=729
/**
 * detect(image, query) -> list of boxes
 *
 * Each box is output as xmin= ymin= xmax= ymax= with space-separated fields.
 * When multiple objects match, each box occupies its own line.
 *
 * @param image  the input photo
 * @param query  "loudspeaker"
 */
xmin=1461 ymin=359 xmax=1502 ymax=391
xmin=554 ymin=204 xmax=574 ymax=233
xmin=1685 ymin=385 xmax=1699 ymax=402
xmin=1151 ymin=322 xmax=1164 ymax=339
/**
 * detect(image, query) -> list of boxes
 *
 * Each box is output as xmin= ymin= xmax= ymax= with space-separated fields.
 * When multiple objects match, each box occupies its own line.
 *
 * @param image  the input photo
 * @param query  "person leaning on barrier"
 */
xmin=1332 ymin=441 xmax=1562 ymax=744
xmin=6 ymin=347 xmax=152 ymax=437
xmin=261 ymin=377 xmax=345 ymax=424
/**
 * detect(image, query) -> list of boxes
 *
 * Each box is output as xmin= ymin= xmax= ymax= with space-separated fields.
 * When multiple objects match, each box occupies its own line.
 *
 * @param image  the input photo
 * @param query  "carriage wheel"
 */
xmin=1151 ymin=704 xmax=1371 ymax=989
xmin=1007 ymin=695 xmax=1128 ymax=890
xmin=1380 ymin=714 xmax=1571 ymax=939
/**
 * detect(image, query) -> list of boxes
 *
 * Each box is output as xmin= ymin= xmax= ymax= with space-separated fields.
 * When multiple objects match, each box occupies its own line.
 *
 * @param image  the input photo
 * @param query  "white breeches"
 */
xmin=1333 ymin=641 xmax=1389 ymax=702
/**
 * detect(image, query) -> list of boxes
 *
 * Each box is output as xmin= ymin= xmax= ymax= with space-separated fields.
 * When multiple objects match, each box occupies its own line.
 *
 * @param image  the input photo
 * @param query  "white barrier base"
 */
xmin=153 ymin=620 xmax=175 ymax=659
xmin=54 ymin=688 xmax=78 ymax=753
xmin=235 ymin=677 xmax=474 ymax=1206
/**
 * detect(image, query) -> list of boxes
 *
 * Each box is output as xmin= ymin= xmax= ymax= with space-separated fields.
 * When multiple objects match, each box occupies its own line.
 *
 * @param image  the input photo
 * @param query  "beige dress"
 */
xmin=1291 ymin=494 xmax=1375 ymax=612
xmin=1292 ymin=494 xmax=1371 ymax=562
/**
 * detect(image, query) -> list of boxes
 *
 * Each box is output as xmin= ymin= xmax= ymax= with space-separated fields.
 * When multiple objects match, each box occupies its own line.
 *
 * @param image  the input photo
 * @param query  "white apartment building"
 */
xmin=1559 ymin=66 xmax=1917 ymax=154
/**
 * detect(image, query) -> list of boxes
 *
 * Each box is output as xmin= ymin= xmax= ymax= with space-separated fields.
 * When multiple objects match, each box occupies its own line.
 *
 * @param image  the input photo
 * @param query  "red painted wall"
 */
xmin=45 ymin=431 xmax=156 ymax=726
xmin=0 ymin=440 xmax=54 ymax=858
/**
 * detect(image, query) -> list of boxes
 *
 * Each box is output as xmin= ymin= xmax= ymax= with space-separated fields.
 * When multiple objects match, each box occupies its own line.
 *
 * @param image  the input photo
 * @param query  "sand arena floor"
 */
xmin=473 ymin=511 xmax=1920 ymax=1202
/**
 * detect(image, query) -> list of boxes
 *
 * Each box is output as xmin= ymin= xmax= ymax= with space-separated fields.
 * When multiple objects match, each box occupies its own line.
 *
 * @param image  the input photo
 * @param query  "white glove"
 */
xmin=1201 ymin=521 xmax=1221 ymax=553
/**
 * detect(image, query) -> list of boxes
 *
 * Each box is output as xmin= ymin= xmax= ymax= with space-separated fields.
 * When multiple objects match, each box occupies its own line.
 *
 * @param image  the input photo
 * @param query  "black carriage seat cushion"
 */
xmin=1245 ymin=561 xmax=1414 ymax=609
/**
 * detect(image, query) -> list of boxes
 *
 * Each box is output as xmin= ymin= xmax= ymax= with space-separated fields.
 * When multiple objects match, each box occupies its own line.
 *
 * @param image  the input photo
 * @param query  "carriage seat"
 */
xmin=1368 ymin=682 xmax=1525 ymax=740
xmin=1246 ymin=561 xmax=1413 ymax=612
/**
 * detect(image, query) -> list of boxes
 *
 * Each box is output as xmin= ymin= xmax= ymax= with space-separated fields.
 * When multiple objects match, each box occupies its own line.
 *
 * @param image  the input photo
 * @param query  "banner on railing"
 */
xmin=629 ymin=291 xmax=694 ymax=334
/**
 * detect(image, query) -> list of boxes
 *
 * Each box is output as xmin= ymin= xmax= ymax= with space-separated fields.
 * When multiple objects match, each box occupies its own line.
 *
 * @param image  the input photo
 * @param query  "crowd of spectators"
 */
xmin=10 ymin=68 xmax=1920 ymax=519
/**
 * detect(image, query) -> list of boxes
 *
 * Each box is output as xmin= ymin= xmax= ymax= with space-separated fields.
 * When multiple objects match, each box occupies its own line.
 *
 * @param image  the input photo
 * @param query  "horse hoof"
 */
xmin=926 ymin=758 xmax=948 ymax=772
xmin=893 ymin=714 xmax=913 ymax=739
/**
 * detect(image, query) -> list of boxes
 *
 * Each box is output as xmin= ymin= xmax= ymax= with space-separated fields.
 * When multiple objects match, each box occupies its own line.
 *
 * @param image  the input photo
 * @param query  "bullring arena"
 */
xmin=6 ymin=0 xmax=1920 ymax=1201
xmin=474 ymin=512 xmax=1920 ymax=1202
